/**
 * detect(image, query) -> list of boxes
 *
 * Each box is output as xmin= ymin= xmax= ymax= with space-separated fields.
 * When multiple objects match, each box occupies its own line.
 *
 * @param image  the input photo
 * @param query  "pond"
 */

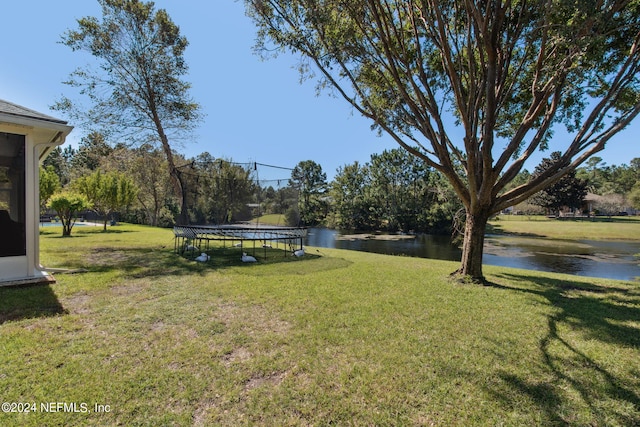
xmin=305 ymin=227 xmax=640 ymax=281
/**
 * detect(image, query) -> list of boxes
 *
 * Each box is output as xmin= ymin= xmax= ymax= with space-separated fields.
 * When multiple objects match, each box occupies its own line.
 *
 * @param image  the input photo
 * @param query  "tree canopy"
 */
xmin=47 ymin=192 xmax=92 ymax=237
xmin=74 ymin=170 xmax=138 ymax=230
xmin=330 ymin=148 xmax=461 ymax=232
xmin=184 ymin=156 xmax=257 ymax=225
xmin=246 ymin=0 xmax=640 ymax=280
xmin=55 ymin=0 xmax=202 ymax=225
xmin=290 ymin=160 xmax=329 ymax=225
xmin=39 ymin=166 xmax=61 ymax=214
xmin=530 ymin=152 xmax=588 ymax=216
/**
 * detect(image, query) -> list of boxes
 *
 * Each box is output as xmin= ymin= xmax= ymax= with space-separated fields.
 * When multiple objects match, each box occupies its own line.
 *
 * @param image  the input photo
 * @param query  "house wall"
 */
xmin=0 ymin=121 xmax=67 ymax=284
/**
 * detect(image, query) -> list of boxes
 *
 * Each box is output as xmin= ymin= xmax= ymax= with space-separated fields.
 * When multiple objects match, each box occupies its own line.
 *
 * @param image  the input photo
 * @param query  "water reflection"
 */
xmin=305 ymin=228 xmax=461 ymax=261
xmin=305 ymin=228 xmax=640 ymax=281
xmin=483 ymin=235 xmax=640 ymax=281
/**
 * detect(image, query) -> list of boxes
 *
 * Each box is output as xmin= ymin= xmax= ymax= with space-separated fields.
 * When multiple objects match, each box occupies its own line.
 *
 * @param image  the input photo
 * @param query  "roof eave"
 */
xmin=0 ymin=112 xmax=73 ymax=135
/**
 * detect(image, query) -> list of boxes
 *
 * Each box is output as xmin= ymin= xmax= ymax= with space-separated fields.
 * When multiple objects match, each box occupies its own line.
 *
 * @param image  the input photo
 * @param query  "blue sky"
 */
xmin=1 ymin=1 xmax=638 ymax=183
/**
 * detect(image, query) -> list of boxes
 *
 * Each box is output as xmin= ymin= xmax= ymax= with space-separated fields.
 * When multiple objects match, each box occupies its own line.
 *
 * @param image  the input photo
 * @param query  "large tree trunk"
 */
xmin=173 ymin=168 xmax=189 ymax=226
xmin=153 ymin=114 xmax=190 ymax=225
xmin=456 ymin=208 xmax=491 ymax=282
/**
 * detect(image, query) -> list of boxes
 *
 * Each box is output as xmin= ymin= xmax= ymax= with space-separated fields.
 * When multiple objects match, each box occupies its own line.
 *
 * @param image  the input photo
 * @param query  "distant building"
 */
xmin=584 ymin=192 xmax=637 ymax=216
xmin=0 ymin=99 xmax=72 ymax=286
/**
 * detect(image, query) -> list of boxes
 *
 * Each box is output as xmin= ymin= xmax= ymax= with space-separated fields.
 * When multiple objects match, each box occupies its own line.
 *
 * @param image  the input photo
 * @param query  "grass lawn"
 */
xmin=252 ymin=214 xmax=287 ymax=226
xmin=1 ymin=224 xmax=639 ymax=426
xmin=489 ymin=215 xmax=640 ymax=241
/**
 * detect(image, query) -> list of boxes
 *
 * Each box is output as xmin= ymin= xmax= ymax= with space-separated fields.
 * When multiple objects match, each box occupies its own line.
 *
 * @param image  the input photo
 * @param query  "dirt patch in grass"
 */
xmin=222 ymin=347 xmax=252 ymax=366
xmin=244 ymin=370 xmax=288 ymax=391
xmin=214 ymin=302 xmax=291 ymax=336
xmin=189 ymin=301 xmax=295 ymax=425
xmin=64 ymin=292 xmax=92 ymax=315
xmin=84 ymin=247 xmax=131 ymax=266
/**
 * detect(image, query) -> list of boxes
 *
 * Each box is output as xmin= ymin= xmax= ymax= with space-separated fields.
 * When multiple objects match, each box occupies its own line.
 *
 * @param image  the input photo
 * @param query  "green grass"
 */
xmin=252 ymin=214 xmax=287 ymax=226
xmin=1 ymin=224 xmax=639 ymax=425
xmin=489 ymin=215 xmax=640 ymax=241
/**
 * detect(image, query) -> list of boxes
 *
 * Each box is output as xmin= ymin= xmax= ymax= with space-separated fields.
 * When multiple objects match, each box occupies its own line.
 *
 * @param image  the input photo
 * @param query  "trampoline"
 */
xmin=173 ymin=224 xmax=307 ymax=258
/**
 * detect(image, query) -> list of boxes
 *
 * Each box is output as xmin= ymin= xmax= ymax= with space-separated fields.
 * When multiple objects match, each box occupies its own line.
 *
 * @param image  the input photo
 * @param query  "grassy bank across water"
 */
xmin=488 ymin=215 xmax=640 ymax=241
xmin=0 ymin=224 xmax=639 ymax=425
xmin=252 ymin=214 xmax=287 ymax=226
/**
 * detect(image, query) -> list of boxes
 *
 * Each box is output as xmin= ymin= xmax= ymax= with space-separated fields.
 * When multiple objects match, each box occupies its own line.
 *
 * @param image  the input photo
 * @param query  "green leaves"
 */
xmin=57 ymin=0 xmax=202 ymax=223
xmin=39 ymin=166 xmax=61 ymax=212
xmin=47 ymin=192 xmax=91 ymax=236
xmin=73 ymin=170 xmax=138 ymax=230
xmin=330 ymin=148 xmax=461 ymax=232
xmin=529 ymin=152 xmax=588 ymax=214
xmin=290 ymin=160 xmax=328 ymax=226
xmin=57 ymin=0 xmax=201 ymax=143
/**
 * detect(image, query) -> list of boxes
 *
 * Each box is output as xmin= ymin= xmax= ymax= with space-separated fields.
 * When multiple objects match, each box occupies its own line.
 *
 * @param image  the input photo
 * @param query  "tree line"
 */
xmin=41 ymin=133 xmax=639 ymax=237
xmin=40 ymin=136 xmax=464 ymax=235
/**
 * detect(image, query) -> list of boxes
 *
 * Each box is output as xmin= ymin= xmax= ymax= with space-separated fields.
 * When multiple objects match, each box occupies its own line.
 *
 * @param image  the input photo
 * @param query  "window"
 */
xmin=0 ymin=132 xmax=26 ymax=257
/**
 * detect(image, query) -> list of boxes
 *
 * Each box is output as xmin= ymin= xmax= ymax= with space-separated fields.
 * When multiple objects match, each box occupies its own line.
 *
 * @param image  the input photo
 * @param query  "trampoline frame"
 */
xmin=174 ymin=224 xmax=307 ymax=258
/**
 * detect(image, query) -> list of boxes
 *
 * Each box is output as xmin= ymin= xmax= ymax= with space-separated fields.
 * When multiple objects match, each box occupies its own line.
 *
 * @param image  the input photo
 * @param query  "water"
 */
xmin=39 ymin=222 xmax=93 ymax=227
xmin=305 ymin=228 xmax=640 ymax=281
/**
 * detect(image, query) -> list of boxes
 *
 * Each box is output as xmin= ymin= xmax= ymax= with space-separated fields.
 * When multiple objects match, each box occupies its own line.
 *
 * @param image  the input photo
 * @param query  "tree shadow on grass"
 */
xmin=52 ymin=245 xmax=331 ymax=280
xmin=0 ymin=284 xmax=67 ymax=324
xmin=487 ymin=273 xmax=640 ymax=425
xmin=40 ymin=227 xmax=139 ymax=238
xmin=0 ymin=248 xmax=325 ymax=323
